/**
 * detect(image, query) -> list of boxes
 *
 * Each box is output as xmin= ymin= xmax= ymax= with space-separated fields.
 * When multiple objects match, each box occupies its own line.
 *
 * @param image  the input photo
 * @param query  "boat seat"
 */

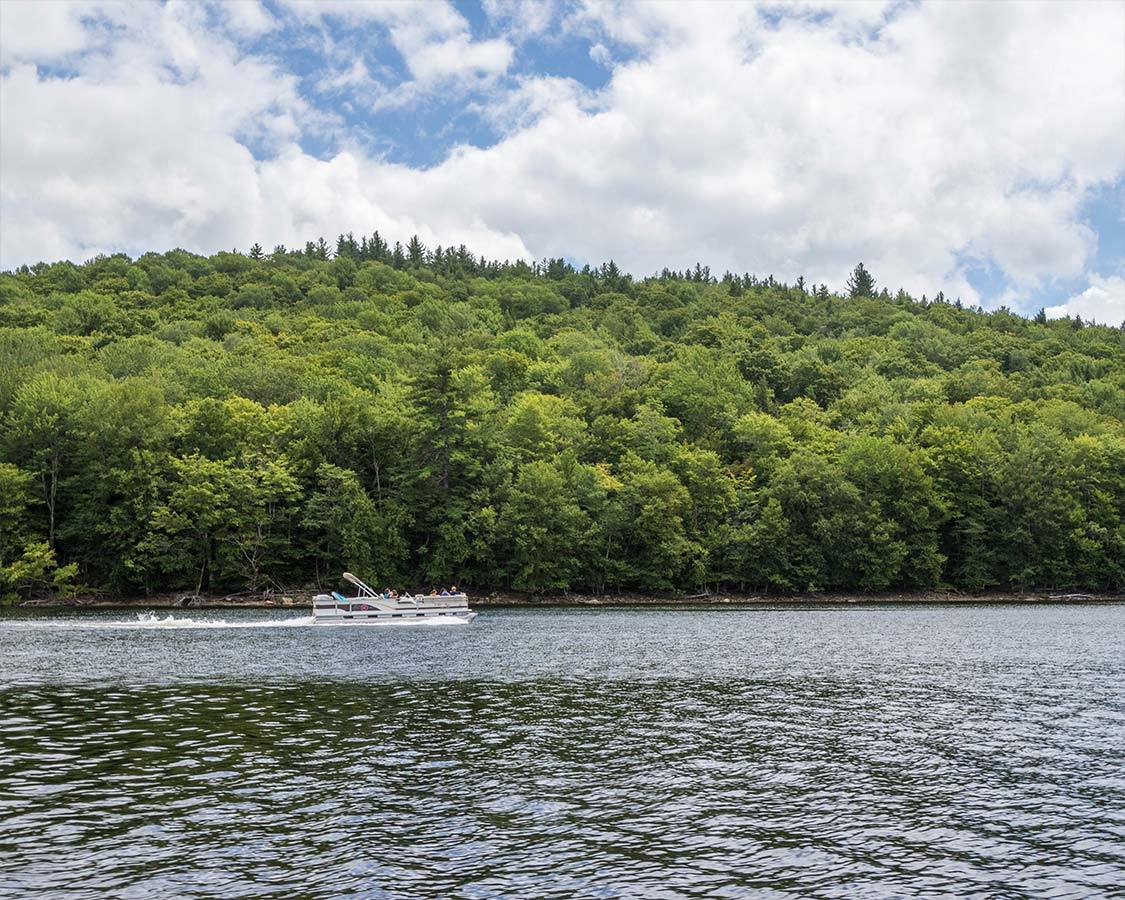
xmin=331 ymin=591 xmax=347 ymax=603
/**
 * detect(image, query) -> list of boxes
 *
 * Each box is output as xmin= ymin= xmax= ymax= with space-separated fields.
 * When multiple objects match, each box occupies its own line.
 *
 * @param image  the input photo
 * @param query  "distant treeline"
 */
xmin=1 ymin=236 xmax=1122 ymax=601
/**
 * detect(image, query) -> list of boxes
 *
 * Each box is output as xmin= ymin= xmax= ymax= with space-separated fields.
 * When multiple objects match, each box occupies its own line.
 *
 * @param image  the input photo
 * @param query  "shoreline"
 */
xmin=17 ymin=588 xmax=1124 ymax=609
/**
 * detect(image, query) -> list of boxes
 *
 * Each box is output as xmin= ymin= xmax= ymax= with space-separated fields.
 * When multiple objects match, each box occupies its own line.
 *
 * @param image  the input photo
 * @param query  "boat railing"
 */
xmin=315 ymin=587 xmax=470 ymax=612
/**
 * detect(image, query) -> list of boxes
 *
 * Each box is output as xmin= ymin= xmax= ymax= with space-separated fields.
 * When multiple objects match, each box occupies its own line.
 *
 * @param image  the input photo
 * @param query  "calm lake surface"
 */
xmin=2 ymin=603 xmax=1123 ymax=898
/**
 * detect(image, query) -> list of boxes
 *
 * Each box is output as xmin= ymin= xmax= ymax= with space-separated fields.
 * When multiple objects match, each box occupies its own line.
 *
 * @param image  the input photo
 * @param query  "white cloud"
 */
xmin=0 ymin=2 xmax=310 ymax=263
xmin=474 ymin=75 xmax=596 ymax=134
xmin=1046 ymin=274 xmax=1125 ymax=324
xmin=589 ymin=42 xmax=611 ymax=67
xmin=406 ymin=34 xmax=512 ymax=82
xmin=317 ymin=58 xmax=374 ymax=94
xmin=482 ymin=0 xmax=562 ymax=39
xmin=216 ymin=1 xmax=277 ymax=38
xmin=0 ymin=0 xmax=1122 ymax=311
xmin=0 ymin=0 xmax=103 ymax=63
xmin=279 ymin=0 xmax=513 ymax=96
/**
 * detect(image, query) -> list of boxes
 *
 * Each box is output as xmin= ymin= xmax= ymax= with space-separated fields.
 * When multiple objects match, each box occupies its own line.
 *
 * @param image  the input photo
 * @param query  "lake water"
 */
xmin=1 ymin=603 xmax=1123 ymax=898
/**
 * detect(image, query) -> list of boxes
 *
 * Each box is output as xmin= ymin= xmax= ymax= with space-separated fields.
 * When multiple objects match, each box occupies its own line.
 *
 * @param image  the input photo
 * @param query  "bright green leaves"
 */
xmin=503 ymin=392 xmax=587 ymax=463
xmin=0 ymin=242 xmax=1122 ymax=600
xmin=503 ymin=461 xmax=594 ymax=592
xmin=136 ymin=454 xmax=301 ymax=593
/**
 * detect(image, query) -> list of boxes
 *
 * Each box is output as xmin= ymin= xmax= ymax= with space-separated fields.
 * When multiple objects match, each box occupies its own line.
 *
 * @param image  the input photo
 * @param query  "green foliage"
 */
xmin=1 ymin=541 xmax=79 ymax=605
xmin=503 ymin=460 xmax=595 ymax=591
xmin=0 ymin=242 xmax=1122 ymax=598
xmin=847 ymin=262 xmax=877 ymax=299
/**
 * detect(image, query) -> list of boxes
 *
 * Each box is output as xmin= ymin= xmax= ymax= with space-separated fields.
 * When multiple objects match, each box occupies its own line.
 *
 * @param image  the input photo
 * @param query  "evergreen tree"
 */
xmin=846 ymin=262 xmax=876 ymax=298
xmin=248 ymin=243 xmax=263 ymax=260
xmin=335 ymin=233 xmax=360 ymax=260
xmin=369 ymin=231 xmax=389 ymax=263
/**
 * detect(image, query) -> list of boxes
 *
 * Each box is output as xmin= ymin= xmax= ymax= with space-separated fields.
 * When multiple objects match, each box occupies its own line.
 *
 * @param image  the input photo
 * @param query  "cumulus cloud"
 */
xmin=216 ymin=1 xmax=276 ymax=38
xmin=0 ymin=0 xmax=1121 ymax=310
xmin=280 ymin=0 xmax=513 ymax=101
xmin=0 ymin=0 xmax=105 ymax=63
xmin=588 ymin=43 xmax=612 ymax=67
xmin=473 ymin=75 xmax=597 ymax=135
xmin=1046 ymin=274 xmax=1125 ymax=325
xmin=482 ymin=0 xmax=562 ymax=39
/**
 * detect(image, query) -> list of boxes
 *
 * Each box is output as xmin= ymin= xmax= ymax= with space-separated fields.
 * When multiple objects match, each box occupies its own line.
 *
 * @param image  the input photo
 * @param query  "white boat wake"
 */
xmin=10 ymin=611 xmax=475 ymax=630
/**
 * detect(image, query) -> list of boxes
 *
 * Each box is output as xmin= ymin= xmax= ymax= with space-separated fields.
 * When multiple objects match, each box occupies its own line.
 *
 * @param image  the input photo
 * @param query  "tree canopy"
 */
xmin=847 ymin=263 xmax=876 ymax=299
xmin=1 ymin=239 xmax=1122 ymax=599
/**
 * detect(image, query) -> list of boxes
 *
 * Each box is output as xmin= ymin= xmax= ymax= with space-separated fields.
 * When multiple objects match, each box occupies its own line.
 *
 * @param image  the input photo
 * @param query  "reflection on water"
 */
xmin=2 ymin=604 xmax=1124 ymax=897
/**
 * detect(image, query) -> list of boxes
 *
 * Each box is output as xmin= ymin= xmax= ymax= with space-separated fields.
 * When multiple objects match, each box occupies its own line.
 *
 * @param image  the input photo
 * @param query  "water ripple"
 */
xmin=2 ymin=604 xmax=1124 ymax=897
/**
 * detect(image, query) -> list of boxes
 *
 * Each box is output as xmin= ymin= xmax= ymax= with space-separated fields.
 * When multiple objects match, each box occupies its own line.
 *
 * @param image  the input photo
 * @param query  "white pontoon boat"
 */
xmin=312 ymin=572 xmax=477 ymax=624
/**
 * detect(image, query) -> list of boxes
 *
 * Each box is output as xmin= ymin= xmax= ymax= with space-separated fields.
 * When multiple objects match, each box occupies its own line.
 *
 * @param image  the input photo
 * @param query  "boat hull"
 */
xmin=311 ymin=593 xmax=476 ymax=624
xmin=312 ymin=608 xmax=477 ymax=625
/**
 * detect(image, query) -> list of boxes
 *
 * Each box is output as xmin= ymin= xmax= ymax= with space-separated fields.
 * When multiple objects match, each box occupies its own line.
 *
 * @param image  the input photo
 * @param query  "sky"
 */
xmin=0 ymin=0 xmax=1123 ymax=322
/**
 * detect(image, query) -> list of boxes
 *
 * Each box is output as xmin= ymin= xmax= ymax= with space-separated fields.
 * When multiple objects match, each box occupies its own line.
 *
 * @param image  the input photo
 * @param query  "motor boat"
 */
xmin=312 ymin=572 xmax=477 ymax=624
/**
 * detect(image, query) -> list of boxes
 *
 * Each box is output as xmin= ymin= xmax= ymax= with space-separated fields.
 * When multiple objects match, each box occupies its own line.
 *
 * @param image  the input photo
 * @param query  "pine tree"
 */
xmin=335 ymin=233 xmax=359 ymax=259
xmin=369 ymin=231 xmax=389 ymax=263
xmin=406 ymin=235 xmax=426 ymax=266
xmin=846 ymin=262 xmax=876 ymax=298
xmin=249 ymin=243 xmax=263 ymax=260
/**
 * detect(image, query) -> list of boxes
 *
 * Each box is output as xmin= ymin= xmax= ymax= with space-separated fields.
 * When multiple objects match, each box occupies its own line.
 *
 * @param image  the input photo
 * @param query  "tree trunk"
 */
xmin=44 ymin=454 xmax=59 ymax=550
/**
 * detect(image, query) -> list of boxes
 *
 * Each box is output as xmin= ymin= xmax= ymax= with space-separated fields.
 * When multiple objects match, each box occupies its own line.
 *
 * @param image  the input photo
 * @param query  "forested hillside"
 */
xmin=1 ymin=236 xmax=1122 ymax=600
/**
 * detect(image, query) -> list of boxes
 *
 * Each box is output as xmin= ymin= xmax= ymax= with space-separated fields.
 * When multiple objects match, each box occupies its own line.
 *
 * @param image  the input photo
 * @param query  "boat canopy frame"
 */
xmin=342 ymin=571 xmax=379 ymax=599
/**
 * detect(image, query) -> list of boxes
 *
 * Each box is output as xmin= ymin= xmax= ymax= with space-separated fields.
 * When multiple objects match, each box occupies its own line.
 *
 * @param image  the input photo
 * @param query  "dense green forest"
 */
xmin=1 ymin=234 xmax=1122 ymax=601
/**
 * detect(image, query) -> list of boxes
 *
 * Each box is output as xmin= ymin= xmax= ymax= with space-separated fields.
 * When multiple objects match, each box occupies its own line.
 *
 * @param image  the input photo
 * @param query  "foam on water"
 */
xmin=9 ymin=611 xmax=316 ymax=629
xmin=10 ymin=611 xmax=473 ymax=630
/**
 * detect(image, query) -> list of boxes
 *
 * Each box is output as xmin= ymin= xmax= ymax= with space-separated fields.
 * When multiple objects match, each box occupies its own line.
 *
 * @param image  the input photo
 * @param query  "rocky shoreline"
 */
xmin=18 ymin=588 xmax=1123 ymax=609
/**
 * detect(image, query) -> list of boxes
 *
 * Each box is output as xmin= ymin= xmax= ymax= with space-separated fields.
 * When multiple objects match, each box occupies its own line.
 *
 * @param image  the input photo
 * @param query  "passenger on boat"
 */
xmin=451 ymin=585 xmax=459 ymax=595
xmin=440 ymin=589 xmax=450 ymax=596
xmin=429 ymin=589 xmax=439 ymax=596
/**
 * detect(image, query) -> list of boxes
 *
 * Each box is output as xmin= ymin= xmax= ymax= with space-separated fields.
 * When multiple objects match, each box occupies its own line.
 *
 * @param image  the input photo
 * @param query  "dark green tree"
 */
xmin=846 ymin=262 xmax=876 ymax=298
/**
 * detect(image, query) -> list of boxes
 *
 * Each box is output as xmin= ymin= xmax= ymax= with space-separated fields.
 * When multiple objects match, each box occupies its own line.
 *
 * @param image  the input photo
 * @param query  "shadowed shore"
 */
xmin=17 ymin=589 xmax=1123 ymax=609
